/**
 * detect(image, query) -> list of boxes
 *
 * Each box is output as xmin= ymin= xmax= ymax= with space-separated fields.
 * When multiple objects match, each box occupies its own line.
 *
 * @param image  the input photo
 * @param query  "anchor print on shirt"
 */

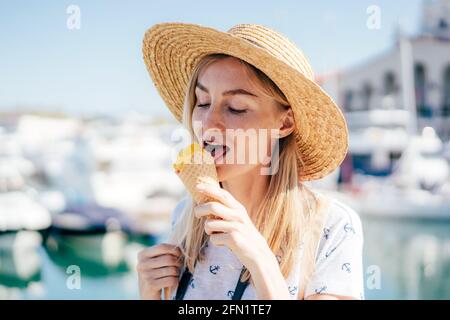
xmin=275 ymin=255 xmax=282 ymax=265
xmin=341 ymin=263 xmax=352 ymax=273
xmin=227 ymin=290 xmax=234 ymax=298
xmin=323 ymin=228 xmax=331 ymax=240
xmin=325 ymin=246 xmax=338 ymax=258
xmin=209 ymin=265 xmax=220 ymax=275
xmin=315 ymin=286 xmax=327 ymax=294
xmin=343 ymin=223 xmax=355 ymax=234
xmin=288 ymin=285 xmax=298 ymax=296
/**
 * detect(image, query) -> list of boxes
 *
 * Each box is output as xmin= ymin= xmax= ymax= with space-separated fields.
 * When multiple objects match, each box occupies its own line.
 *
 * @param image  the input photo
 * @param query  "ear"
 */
xmin=278 ymin=107 xmax=295 ymax=138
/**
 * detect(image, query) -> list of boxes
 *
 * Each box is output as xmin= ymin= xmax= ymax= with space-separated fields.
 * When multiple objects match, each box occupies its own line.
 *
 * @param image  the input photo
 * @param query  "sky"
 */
xmin=0 ymin=0 xmax=423 ymax=119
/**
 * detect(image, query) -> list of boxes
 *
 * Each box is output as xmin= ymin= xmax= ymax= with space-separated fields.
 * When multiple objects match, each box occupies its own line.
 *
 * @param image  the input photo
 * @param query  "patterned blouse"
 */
xmin=168 ymin=195 xmax=364 ymax=300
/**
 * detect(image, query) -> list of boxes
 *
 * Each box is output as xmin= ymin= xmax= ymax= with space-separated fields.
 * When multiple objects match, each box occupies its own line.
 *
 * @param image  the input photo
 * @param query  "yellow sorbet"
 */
xmin=173 ymin=142 xmax=209 ymax=172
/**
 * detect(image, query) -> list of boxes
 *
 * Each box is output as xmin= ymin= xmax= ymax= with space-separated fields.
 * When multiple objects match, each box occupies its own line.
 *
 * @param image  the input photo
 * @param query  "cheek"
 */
xmin=191 ymin=107 xmax=201 ymax=122
xmin=191 ymin=108 xmax=204 ymax=140
xmin=240 ymin=108 xmax=277 ymax=129
xmin=227 ymin=129 xmax=274 ymax=165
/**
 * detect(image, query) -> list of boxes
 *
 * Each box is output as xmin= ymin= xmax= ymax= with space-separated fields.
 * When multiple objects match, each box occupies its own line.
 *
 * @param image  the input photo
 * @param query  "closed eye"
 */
xmin=195 ymin=103 xmax=247 ymax=115
xmin=228 ymin=107 xmax=247 ymax=114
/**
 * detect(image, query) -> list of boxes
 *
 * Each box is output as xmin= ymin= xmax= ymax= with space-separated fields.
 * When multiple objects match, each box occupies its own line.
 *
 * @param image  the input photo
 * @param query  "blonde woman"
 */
xmin=137 ymin=23 xmax=364 ymax=300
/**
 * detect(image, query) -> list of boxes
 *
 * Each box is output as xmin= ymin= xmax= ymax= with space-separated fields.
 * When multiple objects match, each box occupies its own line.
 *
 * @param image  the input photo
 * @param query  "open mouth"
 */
xmin=203 ymin=141 xmax=231 ymax=162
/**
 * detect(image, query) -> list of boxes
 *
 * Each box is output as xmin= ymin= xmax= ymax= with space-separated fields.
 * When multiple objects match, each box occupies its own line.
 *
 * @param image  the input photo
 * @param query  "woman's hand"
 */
xmin=137 ymin=243 xmax=182 ymax=300
xmin=194 ymin=181 xmax=273 ymax=270
xmin=195 ymin=181 xmax=291 ymax=299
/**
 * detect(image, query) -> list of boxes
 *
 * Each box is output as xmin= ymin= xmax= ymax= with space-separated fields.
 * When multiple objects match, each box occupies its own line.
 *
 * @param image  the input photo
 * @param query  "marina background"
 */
xmin=1 ymin=0 xmax=450 ymax=299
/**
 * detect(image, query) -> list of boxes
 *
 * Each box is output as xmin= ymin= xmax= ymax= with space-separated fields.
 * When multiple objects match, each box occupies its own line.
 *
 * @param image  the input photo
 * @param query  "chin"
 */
xmin=215 ymin=163 xmax=255 ymax=183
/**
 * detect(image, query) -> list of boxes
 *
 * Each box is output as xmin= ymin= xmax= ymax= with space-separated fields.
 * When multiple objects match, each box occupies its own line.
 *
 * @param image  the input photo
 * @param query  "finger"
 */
xmin=137 ymin=254 xmax=182 ymax=272
xmin=151 ymin=276 xmax=179 ymax=290
xmin=138 ymin=244 xmax=181 ymax=260
xmin=209 ymin=232 xmax=229 ymax=247
xmin=204 ymin=219 xmax=237 ymax=235
xmin=194 ymin=202 xmax=239 ymax=221
xmin=138 ymin=244 xmax=180 ymax=260
xmin=196 ymin=181 xmax=241 ymax=209
xmin=150 ymin=266 xmax=180 ymax=280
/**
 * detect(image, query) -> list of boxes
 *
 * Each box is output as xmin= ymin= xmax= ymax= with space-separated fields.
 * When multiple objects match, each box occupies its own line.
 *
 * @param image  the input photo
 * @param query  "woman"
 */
xmin=137 ymin=23 xmax=364 ymax=300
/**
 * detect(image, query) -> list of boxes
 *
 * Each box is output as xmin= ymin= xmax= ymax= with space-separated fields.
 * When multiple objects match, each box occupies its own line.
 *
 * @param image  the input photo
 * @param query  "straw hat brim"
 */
xmin=142 ymin=22 xmax=348 ymax=181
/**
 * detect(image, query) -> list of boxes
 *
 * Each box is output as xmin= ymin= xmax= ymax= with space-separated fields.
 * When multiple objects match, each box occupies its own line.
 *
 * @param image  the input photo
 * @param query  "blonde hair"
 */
xmin=169 ymin=53 xmax=330 ymax=294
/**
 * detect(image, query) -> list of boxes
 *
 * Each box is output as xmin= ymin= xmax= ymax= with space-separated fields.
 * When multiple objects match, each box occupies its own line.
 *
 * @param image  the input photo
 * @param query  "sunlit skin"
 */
xmin=137 ymin=57 xmax=353 ymax=300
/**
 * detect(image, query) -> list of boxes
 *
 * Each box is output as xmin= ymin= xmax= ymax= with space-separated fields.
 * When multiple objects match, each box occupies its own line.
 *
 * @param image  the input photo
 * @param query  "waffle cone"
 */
xmin=177 ymin=163 xmax=218 ymax=204
xmin=173 ymin=143 xmax=219 ymax=204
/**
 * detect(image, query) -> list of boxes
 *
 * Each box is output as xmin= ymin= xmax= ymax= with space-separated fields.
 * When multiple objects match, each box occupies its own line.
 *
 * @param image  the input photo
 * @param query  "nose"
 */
xmin=197 ymin=103 xmax=226 ymax=145
xmin=201 ymin=102 xmax=225 ymax=133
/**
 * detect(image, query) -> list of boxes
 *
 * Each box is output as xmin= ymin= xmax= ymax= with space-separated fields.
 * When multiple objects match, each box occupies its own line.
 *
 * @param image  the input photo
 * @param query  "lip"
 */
xmin=203 ymin=141 xmax=231 ymax=162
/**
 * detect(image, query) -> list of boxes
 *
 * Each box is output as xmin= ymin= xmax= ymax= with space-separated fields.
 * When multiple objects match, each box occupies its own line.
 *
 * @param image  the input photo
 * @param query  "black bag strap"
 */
xmin=174 ymin=267 xmax=194 ymax=300
xmin=174 ymin=266 xmax=249 ymax=300
xmin=231 ymin=267 xmax=249 ymax=300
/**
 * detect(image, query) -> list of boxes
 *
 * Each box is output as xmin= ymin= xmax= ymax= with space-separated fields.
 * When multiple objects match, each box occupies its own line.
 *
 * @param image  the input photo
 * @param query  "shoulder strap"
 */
xmin=231 ymin=267 xmax=249 ymax=300
xmin=174 ymin=268 xmax=193 ymax=300
xmin=297 ymin=191 xmax=332 ymax=300
xmin=173 ymin=266 xmax=249 ymax=300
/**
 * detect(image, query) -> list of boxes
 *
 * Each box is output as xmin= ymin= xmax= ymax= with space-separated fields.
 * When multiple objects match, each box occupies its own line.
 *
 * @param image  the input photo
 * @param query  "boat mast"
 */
xmin=399 ymin=27 xmax=418 ymax=136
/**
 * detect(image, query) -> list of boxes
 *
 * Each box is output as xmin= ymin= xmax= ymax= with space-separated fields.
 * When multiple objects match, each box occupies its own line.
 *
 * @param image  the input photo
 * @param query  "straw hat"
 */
xmin=142 ymin=22 xmax=348 ymax=181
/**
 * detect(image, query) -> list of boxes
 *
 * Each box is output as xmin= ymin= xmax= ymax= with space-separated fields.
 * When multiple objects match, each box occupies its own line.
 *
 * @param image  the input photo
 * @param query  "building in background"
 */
xmin=318 ymin=0 xmax=450 ymax=141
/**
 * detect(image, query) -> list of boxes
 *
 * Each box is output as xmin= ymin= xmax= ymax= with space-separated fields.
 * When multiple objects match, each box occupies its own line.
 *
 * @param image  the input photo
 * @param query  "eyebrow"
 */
xmin=196 ymin=82 xmax=258 ymax=97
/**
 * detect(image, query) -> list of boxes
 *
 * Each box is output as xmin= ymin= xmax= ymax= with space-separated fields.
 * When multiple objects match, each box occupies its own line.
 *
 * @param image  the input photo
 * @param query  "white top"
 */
xmin=168 ymin=195 xmax=364 ymax=300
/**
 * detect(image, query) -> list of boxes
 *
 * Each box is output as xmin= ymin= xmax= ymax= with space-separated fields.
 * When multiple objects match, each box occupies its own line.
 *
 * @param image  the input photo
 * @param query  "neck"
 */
xmin=221 ymin=167 xmax=270 ymax=221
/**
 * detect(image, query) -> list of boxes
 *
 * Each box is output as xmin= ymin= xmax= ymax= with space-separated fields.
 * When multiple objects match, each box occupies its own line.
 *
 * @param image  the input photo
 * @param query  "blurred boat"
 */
xmin=346 ymin=109 xmax=410 ymax=176
xmin=0 ymin=231 xmax=42 ymax=288
xmin=0 ymin=157 xmax=35 ymax=192
xmin=125 ymin=193 xmax=179 ymax=244
xmin=43 ymin=203 xmax=130 ymax=276
xmin=44 ymin=230 xmax=128 ymax=277
xmin=88 ymin=119 xmax=184 ymax=238
xmin=309 ymin=109 xmax=411 ymax=191
xmin=0 ymin=131 xmax=52 ymax=232
xmin=326 ymin=127 xmax=450 ymax=219
xmin=49 ymin=203 xmax=130 ymax=235
xmin=0 ymin=191 xmax=52 ymax=232
xmin=327 ymin=179 xmax=450 ymax=219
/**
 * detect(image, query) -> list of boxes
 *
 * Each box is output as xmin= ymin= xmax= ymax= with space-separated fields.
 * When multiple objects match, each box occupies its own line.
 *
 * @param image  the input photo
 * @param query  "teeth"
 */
xmin=204 ymin=141 xmax=222 ymax=147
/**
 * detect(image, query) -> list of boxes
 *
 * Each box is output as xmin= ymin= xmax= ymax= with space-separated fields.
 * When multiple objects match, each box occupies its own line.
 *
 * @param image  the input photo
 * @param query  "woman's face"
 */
xmin=192 ymin=57 xmax=294 ymax=182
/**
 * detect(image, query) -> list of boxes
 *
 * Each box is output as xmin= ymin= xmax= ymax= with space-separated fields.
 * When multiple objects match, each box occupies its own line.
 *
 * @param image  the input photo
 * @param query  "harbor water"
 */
xmin=1 ymin=216 xmax=449 ymax=300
